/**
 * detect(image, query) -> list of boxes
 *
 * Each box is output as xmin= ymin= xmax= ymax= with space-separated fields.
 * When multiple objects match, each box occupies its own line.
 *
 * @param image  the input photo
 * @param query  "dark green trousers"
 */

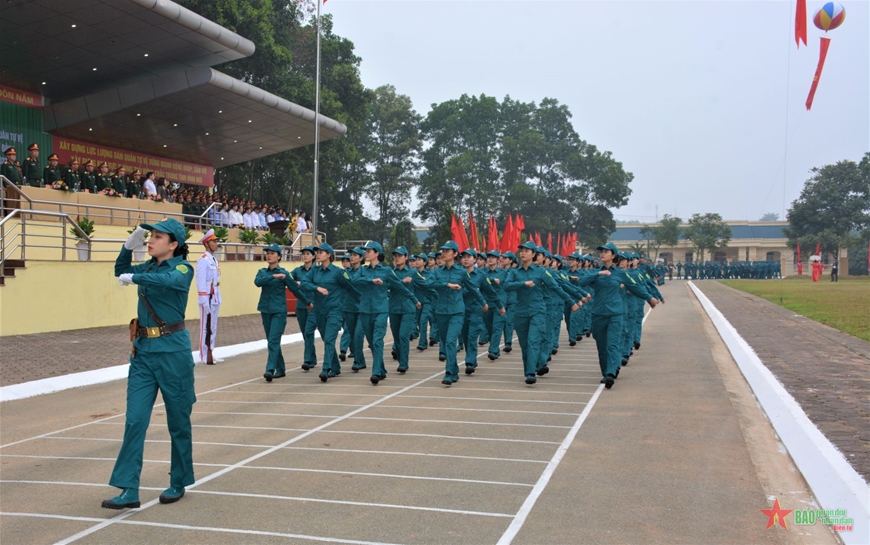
xmin=591 ymin=314 xmax=624 ymax=378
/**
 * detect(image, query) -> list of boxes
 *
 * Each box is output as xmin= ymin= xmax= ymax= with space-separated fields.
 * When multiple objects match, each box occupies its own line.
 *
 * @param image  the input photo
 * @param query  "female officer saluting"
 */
xmin=103 ymin=218 xmax=195 ymax=509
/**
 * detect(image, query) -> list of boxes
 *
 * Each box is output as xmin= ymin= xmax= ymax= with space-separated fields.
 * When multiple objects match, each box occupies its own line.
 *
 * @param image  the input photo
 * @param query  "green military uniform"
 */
xmin=289 ymin=249 xmax=317 ymax=369
xmin=415 ymin=254 xmax=437 ymax=351
xmin=113 ymin=173 xmax=127 ymax=196
xmin=459 ymin=249 xmax=501 ymax=374
xmin=43 ymin=154 xmax=63 ymax=189
xmin=1 ymin=148 xmax=22 ymax=185
xmin=482 ymin=251 xmax=508 ymax=359
xmin=504 ymin=242 xmax=577 ymax=383
xmin=64 ymin=161 xmax=80 ymax=191
xmin=126 ymin=172 xmax=140 ymax=199
xmin=105 ymin=219 xmax=196 ymax=509
xmin=501 ymin=252 xmax=518 ymax=352
xmin=255 ymin=244 xmax=309 ymax=380
xmin=339 ymin=249 xmax=365 ymax=368
xmin=352 ymin=241 xmax=418 ymax=384
xmin=80 ymin=160 xmax=96 ymax=193
xmin=302 ymin=243 xmax=359 ymax=380
xmin=389 ymin=247 xmax=433 ymax=373
xmin=578 ymin=244 xmax=655 ymax=387
xmin=22 ymin=144 xmax=42 ymax=187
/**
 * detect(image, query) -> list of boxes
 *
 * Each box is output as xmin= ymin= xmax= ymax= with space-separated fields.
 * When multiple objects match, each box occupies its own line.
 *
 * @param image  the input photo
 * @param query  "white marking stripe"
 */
xmin=372 ymin=404 xmax=582 ymax=415
xmin=497 ymin=385 xmax=605 ymax=545
xmin=1 ymin=512 xmax=403 ymax=545
xmin=191 ymin=489 xmax=515 ymax=517
xmin=53 ymin=372 xmax=446 ymax=545
xmin=0 ymin=377 xmax=260 ymax=450
xmin=283 ymin=446 xmax=548 ymax=464
xmin=395 ymin=395 xmax=586 ymax=405
xmin=0 ymin=454 xmax=230 ymax=467
xmin=236 ymin=465 xmax=533 ymax=487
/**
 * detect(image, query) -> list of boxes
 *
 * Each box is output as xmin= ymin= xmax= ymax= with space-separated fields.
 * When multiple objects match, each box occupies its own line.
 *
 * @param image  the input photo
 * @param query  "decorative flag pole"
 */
xmin=311 ymin=0 xmax=324 ymax=238
xmin=805 ymin=2 xmax=846 ymax=110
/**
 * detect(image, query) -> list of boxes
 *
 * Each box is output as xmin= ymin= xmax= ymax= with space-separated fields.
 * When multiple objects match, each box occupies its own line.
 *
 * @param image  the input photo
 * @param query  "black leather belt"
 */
xmin=137 ymin=321 xmax=186 ymax=338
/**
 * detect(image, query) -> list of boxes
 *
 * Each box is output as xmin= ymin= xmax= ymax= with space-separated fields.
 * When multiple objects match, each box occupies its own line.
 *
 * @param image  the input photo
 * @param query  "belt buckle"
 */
xmin=146 ymin=326 xmax=161 ymax=338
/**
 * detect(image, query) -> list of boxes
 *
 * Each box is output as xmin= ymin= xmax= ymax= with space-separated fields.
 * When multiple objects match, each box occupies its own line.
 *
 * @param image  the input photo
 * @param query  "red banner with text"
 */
xmin=52 ymin=136 xmax=214 ymax=187
xmin=0 ymin=84 xmax=45 ymax=109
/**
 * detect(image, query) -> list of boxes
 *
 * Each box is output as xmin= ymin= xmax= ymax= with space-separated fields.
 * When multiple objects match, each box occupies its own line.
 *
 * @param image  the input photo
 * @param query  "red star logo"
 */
xmin=760 ymin=498 xmax=794 ymax=530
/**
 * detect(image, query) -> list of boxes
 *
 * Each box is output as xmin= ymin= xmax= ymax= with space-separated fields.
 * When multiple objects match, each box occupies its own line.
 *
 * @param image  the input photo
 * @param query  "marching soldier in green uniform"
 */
xmin=339 ymin=247 xmax=365 ymax=365
xmin=505 ymin=241 xmax=581 ymax=384
xmin=292 ymin=246 xmax=318 ymax=370
xmin=103 ymin=219 xmax=196 ymax=509
xmin=64 ymin=158 xmax=80 ymax=191
xmin=388 ymin=246 xmax=432 ymax=373
xmin=459 ymin=248 xmax=501 ymax=374
xmin=43 ymin=154 xmax=62 ymax=189
xmin=578 ymin=243 xmax=658 ymax=389
xmin=482 ymin=250 xmax=507 ymax=360
xmin=414 ymin=254 xmax=436 ymax=352
xmin=500 ymin=251 xmax=518 ymax=353
xmin=351 ymin=241 xmax=419 ymax=384
xmin=255 ymin=243 xmax=311 ymax=382
xmin=80 ymin=159 xmax=97 ymax=193
xmin=22 ymin=144 xmax=42 ymax=187
xmin=302 ymin=243 xmax=359 ymax=382
xmin=1 ymin=147 xmax=22 ymax=185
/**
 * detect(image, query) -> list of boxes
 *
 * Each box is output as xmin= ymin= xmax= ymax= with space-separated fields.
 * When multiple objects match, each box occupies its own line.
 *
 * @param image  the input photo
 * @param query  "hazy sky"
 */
xmin=326 ymin=0 xmax=869 ymax=223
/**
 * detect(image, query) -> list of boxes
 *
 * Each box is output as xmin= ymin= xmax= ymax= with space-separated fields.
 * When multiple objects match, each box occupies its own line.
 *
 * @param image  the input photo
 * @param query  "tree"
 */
xmin=360 ymin=85 xmax=422 ymax=247
xmin=783 ymin=153 xmax=870 ymax=259
xmin=683 ymin=213 xmax=732 ymax=261
xmin=760 ymin=212 xmax=780 ymax=221
xmin=639 ymin=215 xmax=682 ymax=258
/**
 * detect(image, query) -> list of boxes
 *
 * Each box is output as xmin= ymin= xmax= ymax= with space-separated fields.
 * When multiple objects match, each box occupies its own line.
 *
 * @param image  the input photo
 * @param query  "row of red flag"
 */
xmin=450 ymin=212 xmax=578 ymax=256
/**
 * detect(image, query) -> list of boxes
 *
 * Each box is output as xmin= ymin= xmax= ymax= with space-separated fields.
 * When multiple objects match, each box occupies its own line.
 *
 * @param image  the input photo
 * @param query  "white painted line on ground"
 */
xmin=688 ymin=281 xmax=869 ymax=545
xmin=314 ymin=430 xmax=561 ymax=445
xmin=414 ymin=386 xmax=597 ymax=395
xmin=95 ymin=422 xmax=312 ymax=434
xmin=191 ymin=488 xmax=515 ymax=517
xmin=348 ymin=416 xmax=571 ymax=429
xmin=0 ymin=332 xmax=314 ymax=403
xmin=283 ymin=446 xmax=548 ymax=464
xmin=2 ymin=512 xmax=402 ymax=545
xmin=362 ymin=406 xmax=580 ymax=416
xmin=497 ymin=384 xmax=605 ymax=545
xmin=237 ymin=465 xmax=533 ymax=487
xmin=54 ymin=371 xmax=444 ymax=545
xmin=216 ymin=390 xmax=384 ymax=397
xmin=192 ymin=410 xmax=356 ymax=419
xmin=0 ymin=377 xmax=260 ymax=450
xmin=44 ymin=437 xmax=279 ymax=449
xmin=0 ymin=454 xmax=231 ymax=467
xmin=395 ymin=395 xmax=587 ymax=405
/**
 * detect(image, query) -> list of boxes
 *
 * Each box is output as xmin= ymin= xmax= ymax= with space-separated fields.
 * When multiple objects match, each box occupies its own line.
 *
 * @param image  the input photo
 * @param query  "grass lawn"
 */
xmin=720 ymin=275 xmax=870 ymax=342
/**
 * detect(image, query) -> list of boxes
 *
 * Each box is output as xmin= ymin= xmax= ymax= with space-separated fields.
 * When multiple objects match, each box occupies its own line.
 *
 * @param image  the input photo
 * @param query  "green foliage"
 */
xmin=683 ymin=213 xmax=731 ymax=261
xmin=213 ymin=227 xmax=229 ymax=243
xmin=639 ymin=215 xmax=682 ymax=258
xmin=71 ymin=217 xmax=94 ymax=240
xmin=183 ymin=226 xmax=193 ymax=241
xmin=238 ymin=228 xmax=262 ymax=245
xmin=277 ymin=235 xmax=291 ymax=246
xmin=783 ymin=153 xmax=870 ymax=257
xmin=261 ymin=232 xmax=279 ymax=245
xmin=759 ymin=212 xmax=780 ymax=221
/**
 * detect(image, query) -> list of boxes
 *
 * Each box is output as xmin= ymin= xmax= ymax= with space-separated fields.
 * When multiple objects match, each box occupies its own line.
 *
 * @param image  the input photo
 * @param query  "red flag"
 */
xmin=534 ymin=232 xmax=542 ymax=247
xmin=499 ymin=215 xmax=514 ymax=253
xmin=795 ymin=0 xmax=807 ymax=48
xmin=796 ymin=242 xmax=801 ymax=262
xmin=806 ymin=37 xmax=831 ymax=110
xmin=547 ymin=233 xmax=553 ymax=254
xmin=487 ymin=215 xmax=498 ymax=251
xmin=815 ymin=241 xmax=821 ymax=256
xmin=516 ymin=214 xmax=525 ymax=231
xmin=457 ymin=215 xmax=470 ymax=252
xmin=468 ymin=211 xmax=480 ymax=251
xmin=450 ymin=214 xmax=462 ymax=247
xmin=556 ymin=233 xmax=562 ymax=255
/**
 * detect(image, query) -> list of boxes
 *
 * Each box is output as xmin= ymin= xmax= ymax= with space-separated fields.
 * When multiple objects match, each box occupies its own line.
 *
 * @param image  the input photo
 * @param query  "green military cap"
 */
xmin=351 ymin=246 xmax=366 ymax=257
xmin=568 ymin=252 xmax=582 ymax=260
xmin=597 ymin=242 xmax=618 ymax=253
xmin=300 ymin=245 xmax=316 ymax=255
xmin=502 ymin=251 xmax=518 ymax=262
xmin=427 ymin=252 xmax=436 ymax=259
xmin=392 ymin=246 xmax=409 ymax=256
xmin=434 ymin=250 xmax=442 ymax=257
xmin=552 ymin=254 xmax=563 ymax=263
xmin=315 ymin=242 xmax=334 ymax=256
xmin=460 ymin=247 xmax=477 ymax=258
xmin=4 ymin=147 xmax=17 ymax=156
xmin=141 ymin=218 xmax=187 ymax=248
xmin=264 ymin=243 xmax=282 ymax=253
xmin=518 ymin=240 xmax=538 ymax=251
xmin=486 ymin=250 xmax=500 ymax=258
xmin=439 ymin=240 xmax=459 ymax=252
xmin=363 ymin=241 xmax=384 ymax=254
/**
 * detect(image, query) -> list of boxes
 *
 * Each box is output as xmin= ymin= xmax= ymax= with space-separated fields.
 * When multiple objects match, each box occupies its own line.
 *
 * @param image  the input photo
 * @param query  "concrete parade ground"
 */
xmin=1 ymin=282 xmax=867 ymax=544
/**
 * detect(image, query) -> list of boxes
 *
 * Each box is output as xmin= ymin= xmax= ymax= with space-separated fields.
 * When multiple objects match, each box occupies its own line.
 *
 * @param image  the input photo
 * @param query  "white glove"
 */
xmin=118 ymin=273 xmax=134 ymax=286
xmin=124 ymin=227 xmax=148 ymax=250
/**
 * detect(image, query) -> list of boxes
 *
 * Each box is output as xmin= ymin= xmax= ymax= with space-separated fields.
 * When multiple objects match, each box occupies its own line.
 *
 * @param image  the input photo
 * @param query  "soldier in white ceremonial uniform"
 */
xmin=196 ymin=229 xmax=222 ymax=364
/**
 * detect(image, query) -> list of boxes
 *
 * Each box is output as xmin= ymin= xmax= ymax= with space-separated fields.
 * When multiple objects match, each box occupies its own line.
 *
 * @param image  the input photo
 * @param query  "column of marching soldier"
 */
xmin=101 ymin=221 xmax=665 ymax=510
xmin=255 ymin=239 xmax=663 ymax=390
xmin=673 ymin=260 xmax=782 ymax=280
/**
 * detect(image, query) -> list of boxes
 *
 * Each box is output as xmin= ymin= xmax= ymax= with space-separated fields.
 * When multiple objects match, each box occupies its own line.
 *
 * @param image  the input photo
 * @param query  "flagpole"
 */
xmin=311 ymin=0 xmax=322 ymax=240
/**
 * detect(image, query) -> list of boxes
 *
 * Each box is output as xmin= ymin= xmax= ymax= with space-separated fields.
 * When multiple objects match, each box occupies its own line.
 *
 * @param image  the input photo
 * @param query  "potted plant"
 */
xmin=238 ymin=228 xmax=262 ymax=261
xmin=261 ymin=232 xmax=279 ymax=246
xmin=127 ymin=226 xmax=149 ymax=261
xmin=70 ymin=216 xmax=94 ymax=261
xmin=213 ymin=226 xmax=229 ymax=258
